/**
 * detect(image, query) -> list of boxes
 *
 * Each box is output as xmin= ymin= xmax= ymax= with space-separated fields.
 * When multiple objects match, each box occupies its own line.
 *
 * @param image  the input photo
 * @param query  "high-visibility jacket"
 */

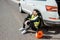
xmin=25 ymin=14 xmax=40 ymax=29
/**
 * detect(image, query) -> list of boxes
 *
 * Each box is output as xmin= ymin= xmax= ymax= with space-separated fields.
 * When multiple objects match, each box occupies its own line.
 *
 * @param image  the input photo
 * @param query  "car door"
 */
xmin=25 ymin=0 xmax=35 ymax=13
xmin=21 ymin=0 xmax=29 ymax=12
xmin=25 ymin=0 xmax=44 ymax=13
xmin=20 ymin=0 xmax=28 ymax=11
xmin=22 ymin=0 xmax=34 ymax=14
xmin=25 ymin=0 xmax=47 ymax=14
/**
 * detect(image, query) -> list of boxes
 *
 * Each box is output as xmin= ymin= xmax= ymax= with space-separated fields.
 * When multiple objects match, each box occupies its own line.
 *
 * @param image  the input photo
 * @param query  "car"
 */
xmin=19 ymin=0 xmax=60 ymax=27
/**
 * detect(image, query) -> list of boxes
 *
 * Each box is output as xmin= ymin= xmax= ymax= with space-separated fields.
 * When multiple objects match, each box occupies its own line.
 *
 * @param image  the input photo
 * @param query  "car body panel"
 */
xmin=19 ymin=0 xmax=60 ymax=26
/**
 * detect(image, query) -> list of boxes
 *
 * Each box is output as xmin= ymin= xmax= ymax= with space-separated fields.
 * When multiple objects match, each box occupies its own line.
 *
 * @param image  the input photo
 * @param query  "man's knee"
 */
xmin=23 ymin=21 xmax=30 ymax=25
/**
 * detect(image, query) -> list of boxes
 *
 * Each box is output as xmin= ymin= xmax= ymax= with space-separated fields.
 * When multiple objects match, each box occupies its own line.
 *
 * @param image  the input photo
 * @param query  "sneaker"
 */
xmin=21 ymin=30 xmax=27 ymax=34
xmin=19 ymin=28 xmax=24 ymax=31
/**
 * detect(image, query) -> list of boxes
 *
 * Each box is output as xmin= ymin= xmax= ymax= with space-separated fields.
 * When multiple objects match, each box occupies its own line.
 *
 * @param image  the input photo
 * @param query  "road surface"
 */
xmin=0 ymin=0 xmax=60 ymax=40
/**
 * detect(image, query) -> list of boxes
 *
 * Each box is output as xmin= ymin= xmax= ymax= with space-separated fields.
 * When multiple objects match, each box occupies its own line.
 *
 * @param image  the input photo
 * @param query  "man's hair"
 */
xmin=33 ymin=9 xmax=41 ymax=16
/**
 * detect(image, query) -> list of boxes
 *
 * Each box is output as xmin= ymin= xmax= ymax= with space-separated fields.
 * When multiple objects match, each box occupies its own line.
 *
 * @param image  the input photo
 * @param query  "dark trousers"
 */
xmin=23 ymin=20 xmax=40 ymax=31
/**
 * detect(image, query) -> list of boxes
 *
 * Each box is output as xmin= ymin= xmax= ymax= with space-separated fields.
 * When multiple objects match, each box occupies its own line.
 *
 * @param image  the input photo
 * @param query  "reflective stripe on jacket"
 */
xmin=25 ymin=14 xmax=40 ymax=29
xmin=30 ymin=15 xmax=40 ymax=28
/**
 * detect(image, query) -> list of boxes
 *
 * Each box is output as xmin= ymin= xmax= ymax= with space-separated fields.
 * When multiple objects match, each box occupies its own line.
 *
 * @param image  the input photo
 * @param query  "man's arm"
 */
xmin=24 ymin=14 xmax=31 ymax=21
xmin=30 ymin=17 xmax=41 ymax=22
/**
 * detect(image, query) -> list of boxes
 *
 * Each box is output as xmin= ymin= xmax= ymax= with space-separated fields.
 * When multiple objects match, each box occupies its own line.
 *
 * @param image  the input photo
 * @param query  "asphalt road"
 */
xmin=0 ymin=0 xmax=60 ymax=40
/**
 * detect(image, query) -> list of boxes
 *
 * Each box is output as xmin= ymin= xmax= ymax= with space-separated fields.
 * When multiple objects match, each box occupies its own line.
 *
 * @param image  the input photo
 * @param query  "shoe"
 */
xmin=19 ymin=28 xmax=24 ymax=31
xmin=21 ymin=30 xmax=27 ymax=34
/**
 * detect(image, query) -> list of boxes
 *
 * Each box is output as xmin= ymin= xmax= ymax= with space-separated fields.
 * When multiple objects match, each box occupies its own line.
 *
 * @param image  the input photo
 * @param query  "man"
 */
xmin=19 ymin=9 xmax=41 ymax=34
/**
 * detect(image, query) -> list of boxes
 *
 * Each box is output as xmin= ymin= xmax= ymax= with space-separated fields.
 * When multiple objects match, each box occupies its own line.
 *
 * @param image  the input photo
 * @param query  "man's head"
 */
xmin=32 ymin=9 xmax=41 ymax=16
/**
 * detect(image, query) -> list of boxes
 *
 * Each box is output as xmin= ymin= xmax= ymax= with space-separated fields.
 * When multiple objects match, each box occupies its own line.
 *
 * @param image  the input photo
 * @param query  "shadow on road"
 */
xmin=25 ymin=30 xmax=52 ymax=39
xmin=24 ymin=26 xmax=60 ymax=39
xmin=43 ymin=26 xmax=60 ymax=35
xmin=42 ymin=36 xmax=52 ymax=39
